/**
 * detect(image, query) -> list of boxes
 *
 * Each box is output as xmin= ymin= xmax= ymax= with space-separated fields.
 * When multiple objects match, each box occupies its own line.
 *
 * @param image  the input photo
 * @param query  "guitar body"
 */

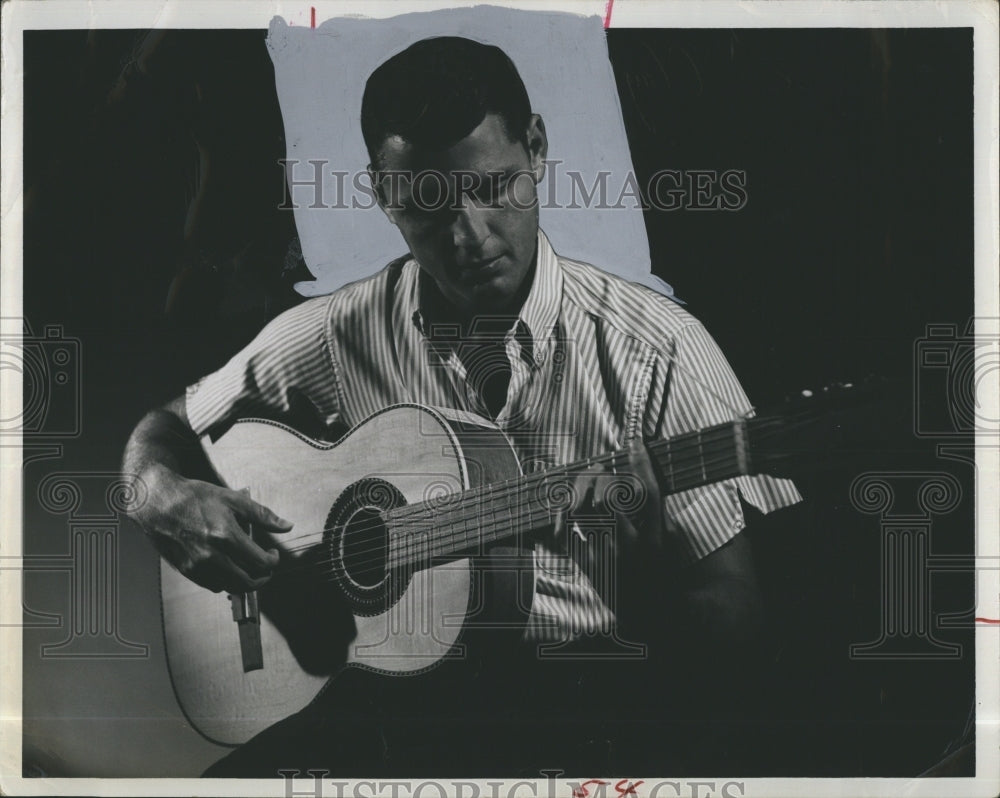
xmin=160 ymin=404 xmax=531 ymax=746
xmin=160 ymin=379 xmax=851 ymax=747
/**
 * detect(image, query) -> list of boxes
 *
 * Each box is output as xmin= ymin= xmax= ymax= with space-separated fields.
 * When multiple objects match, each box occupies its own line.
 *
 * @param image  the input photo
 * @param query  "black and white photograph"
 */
xmin=1 ymin=1 xmax=997 ymax=795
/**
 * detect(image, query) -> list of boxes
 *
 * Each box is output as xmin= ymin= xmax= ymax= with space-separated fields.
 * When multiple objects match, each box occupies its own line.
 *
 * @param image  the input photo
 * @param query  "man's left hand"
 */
xmin=546 ymin=440 xmax=665 ymax=611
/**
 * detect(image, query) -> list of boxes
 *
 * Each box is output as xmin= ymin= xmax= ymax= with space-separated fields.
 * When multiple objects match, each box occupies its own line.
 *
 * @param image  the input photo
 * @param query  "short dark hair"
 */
xmin=361 ymin=36 xmax=531 ymax=169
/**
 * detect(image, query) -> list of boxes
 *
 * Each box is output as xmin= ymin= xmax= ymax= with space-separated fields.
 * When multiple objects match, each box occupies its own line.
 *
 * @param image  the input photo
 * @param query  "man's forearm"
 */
xmin=648 ymin=569 xmax=767 ymax=717
xmin=122 ymin=398 xmax=212 ymax=499
xmin=121 ymin=396 xmax=290 ymax=592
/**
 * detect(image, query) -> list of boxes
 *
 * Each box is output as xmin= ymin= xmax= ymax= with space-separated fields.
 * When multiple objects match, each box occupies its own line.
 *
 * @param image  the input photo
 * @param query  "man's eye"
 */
xmin=480 ymin=177 xmax=509 ymax=206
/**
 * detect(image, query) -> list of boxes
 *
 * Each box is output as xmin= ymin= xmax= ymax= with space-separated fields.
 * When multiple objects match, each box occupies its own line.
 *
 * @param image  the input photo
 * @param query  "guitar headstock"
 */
xmin=745 ymin=376 xmax=896 ymax=478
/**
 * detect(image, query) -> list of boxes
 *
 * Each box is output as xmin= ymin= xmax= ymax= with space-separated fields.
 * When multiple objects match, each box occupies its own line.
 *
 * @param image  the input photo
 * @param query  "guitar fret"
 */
xmin=485 ymin=496 xmax=496 ymax=547
xmin=733 ymin=419 xmax=749 ymax=475
xmin=663 ymin=441 xmax=675 ymax=493
xmin=486 ymin=483 xmax=497 ymax=553
xmin=393 ymin=418 xmax=752 ymax=567
xmin=525 ymin=483 xmax=541 ymax=534
xmin=505 ymin=495 xmax=516 ymax=544
xmin=698 ymin=430 xmax=707 ymax=484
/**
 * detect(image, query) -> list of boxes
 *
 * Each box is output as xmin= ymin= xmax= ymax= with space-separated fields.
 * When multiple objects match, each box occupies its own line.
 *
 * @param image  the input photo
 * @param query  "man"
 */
xmin=124 ymin=36 xmax=800 ymax=776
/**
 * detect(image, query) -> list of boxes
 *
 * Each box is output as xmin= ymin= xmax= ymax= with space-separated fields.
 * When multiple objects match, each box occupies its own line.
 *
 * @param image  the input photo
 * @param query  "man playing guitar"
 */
xmin=123 ymin=36 xmax=800 ymax=777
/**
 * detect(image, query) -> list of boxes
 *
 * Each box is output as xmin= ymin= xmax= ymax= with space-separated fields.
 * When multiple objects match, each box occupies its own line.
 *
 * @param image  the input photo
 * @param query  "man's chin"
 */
xmin=456 ymin=256 xmax=506 ymax=286
xmin=464 ymin=280 xmax=521 ymax=315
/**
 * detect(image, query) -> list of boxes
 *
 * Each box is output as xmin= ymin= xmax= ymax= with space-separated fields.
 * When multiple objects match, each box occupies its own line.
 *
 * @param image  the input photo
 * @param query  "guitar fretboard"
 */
xmin=384 ymin=419 xmax=750 ymax=568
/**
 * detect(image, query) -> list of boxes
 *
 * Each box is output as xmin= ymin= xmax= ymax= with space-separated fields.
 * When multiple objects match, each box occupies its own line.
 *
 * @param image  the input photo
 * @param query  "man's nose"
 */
xmin=450 ymin=202 xmax=490 ymax=251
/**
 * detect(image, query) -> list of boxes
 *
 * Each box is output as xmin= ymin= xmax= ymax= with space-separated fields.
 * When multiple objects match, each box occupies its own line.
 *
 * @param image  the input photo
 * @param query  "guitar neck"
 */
xmin=385 ymin=419 xmax=750 ymax=568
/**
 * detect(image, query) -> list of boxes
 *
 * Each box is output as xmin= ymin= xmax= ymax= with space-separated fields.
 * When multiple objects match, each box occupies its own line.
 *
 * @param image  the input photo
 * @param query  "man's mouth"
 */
xmin=458 ymin=254 xmax=504 ymax=280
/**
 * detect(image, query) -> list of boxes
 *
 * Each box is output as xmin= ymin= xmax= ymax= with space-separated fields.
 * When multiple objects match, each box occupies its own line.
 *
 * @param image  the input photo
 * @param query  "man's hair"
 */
xmin=361 ymin=36 xmax=531 ymax=169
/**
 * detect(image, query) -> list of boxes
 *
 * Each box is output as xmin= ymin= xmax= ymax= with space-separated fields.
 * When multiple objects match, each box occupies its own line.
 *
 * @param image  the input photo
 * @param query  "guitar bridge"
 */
xmin=227 ymin=492 xmax=264 ymax=673
xmin=228 ymin=590 xmax=263 ymax=672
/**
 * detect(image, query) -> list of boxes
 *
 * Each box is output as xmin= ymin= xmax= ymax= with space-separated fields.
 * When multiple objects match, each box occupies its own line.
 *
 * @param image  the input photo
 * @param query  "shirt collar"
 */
xmin=409 ymin=229 xmax=563 ymax=366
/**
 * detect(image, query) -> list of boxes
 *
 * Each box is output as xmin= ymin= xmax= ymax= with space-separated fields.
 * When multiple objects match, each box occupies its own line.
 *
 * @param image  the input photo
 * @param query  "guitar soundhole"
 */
xmin=341 ymin=508 xmax=387 ymax=588
xmin=326 ymin=478 xmax=409 ymax=616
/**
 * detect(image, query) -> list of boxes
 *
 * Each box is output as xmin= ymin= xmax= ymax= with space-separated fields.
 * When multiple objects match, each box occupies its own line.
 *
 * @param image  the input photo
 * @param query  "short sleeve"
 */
xmin=185 ymin=296 xmax=342 ymax=437
xmin=645 ymin=322 xmax=802 ymax=563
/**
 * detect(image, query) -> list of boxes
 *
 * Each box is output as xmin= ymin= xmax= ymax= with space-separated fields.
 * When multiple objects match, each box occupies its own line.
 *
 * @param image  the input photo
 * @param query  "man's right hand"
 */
xmin=131 ymin=463 xmax=294 ymax=594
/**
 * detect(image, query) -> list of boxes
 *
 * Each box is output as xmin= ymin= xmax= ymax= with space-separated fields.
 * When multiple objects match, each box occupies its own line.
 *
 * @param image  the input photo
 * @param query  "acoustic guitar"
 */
xmin=160 ymin=390 xmax=871 ymax=745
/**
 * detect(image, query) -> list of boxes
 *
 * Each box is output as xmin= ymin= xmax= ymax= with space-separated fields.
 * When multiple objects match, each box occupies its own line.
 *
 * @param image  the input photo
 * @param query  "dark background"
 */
xmin=21 ymin=28 xmax=975 ymax=776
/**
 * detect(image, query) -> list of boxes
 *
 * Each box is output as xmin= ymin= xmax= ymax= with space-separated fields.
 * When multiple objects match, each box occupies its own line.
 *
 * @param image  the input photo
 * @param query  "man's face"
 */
xmin=373 ymin=113 xmax=548 ymax=316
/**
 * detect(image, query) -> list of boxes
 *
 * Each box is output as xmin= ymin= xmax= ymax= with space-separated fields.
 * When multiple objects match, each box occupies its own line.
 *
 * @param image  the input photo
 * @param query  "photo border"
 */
xmin=1 ymin=1 xmax=997 ymax=796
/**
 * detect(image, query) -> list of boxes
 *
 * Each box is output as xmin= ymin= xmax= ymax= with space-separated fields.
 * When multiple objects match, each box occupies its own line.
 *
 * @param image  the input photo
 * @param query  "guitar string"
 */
xmin=271 ymin=422 xmax=738 ymax=555
xmin=264 ymin=418 xmax=783 ymax=578
xmin=265 ymin=412 xmax=809 ymax=579
xmin=267 ymin=424 xmax=733 ymax=551
xmin=255 ymin=399 xmax=831 ymax=558
xmin=263 ymin=426 xmax=750 ymax=580
xmin=269 ymin=421 xmax=736 ymax=533
xmin=264 ymin=414 xmax=815 ymax=585
xmin=293 ymin=419 xmax=743 ymax=543
xmin=264 ymin=407 xmax=824 ymax=582
xmin=265 ymin=443 xmax=745 ymax=583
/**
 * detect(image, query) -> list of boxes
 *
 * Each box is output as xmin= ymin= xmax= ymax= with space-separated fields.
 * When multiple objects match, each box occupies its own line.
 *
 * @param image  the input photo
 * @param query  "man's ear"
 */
xmin=525 ymin=114 xmax=548 ymax=183
xmin=368 ymin=164 xmax=397 ymax=226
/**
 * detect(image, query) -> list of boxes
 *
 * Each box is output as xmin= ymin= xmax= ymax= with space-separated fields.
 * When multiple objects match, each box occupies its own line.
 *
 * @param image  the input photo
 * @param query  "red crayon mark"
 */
xmin=603 ymin=0 xmax=615 ymax=29
xmin=573 ymin=780 xmax=609 ymax=798
xmin=976 ymin=617 xmax=1000 ymax=624
xmin=311 ymin=6 xmax=316 ymax=28
xmin=573 ymin=779 xmax=644 ymax=797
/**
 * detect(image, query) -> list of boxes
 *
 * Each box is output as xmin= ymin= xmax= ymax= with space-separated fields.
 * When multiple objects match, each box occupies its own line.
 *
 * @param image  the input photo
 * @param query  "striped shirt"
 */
xmin=186 ymin=230 xmax=801 ymax=641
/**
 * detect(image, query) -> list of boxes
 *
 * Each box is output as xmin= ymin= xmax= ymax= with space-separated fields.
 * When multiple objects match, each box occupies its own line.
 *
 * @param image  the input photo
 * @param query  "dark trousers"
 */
xmin=203 ymin=640 xmax=695 ymax=778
